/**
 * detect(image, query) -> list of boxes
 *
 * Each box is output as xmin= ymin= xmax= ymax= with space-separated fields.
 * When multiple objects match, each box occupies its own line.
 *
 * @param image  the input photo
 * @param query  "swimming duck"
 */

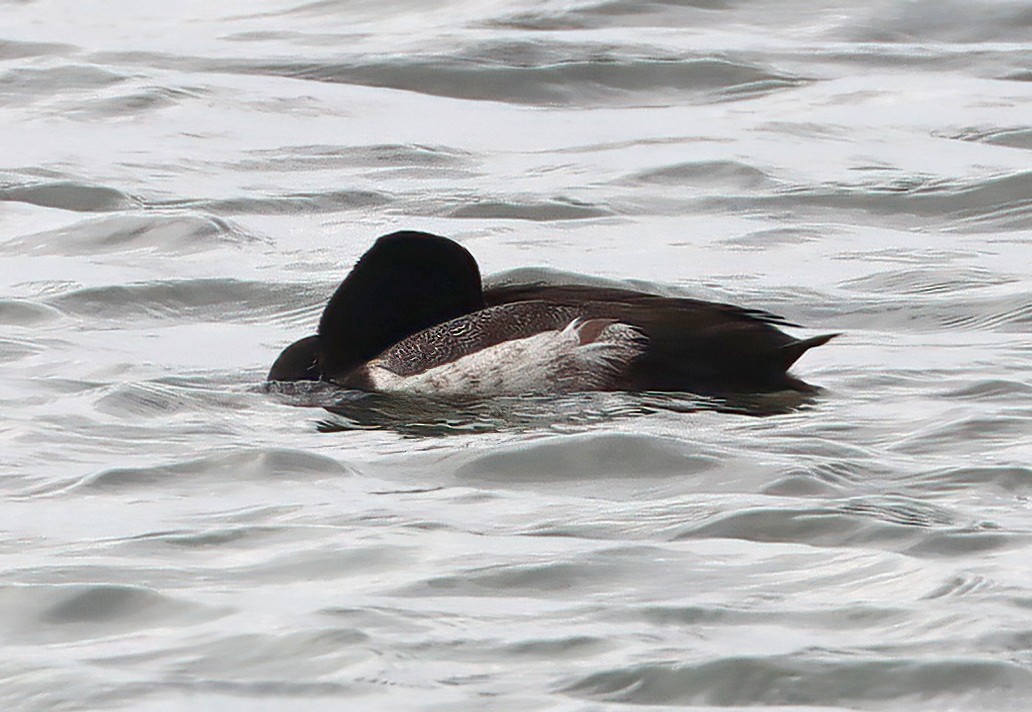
xmin=268 ymin=230 xmax=836 ymax=397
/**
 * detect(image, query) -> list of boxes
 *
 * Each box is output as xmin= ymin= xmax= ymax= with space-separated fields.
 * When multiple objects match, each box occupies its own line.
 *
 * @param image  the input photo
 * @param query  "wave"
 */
xmin=700 ymin=171 xmax=1032 ymax=233
xmin=44 ymin=278 xmax=327 ymax=324
xmin=446 ymin=196 xmax=612 ymax=220
xmin=0 ymin=180 xmax=139 ymax=212
xmin=231 ymin=143 xmax=475 ymax=173
xmin=4 ymin=214 xmax=261 ymax=255
xmin=944 ymin=126 xmax=1032 ymax=151
xmin=248 ymin=53 xmax=806 ymax=106
xmin=454 ymin=431 xmax=716 ymax=483
xmin=90 ymin=45 xmax=805 ymax=106
xmin=0 ymin=64 xmax=126 ymax=97
xmin=565 ymin=656 xmax=1032 ymax=707
xmin=840 ymin=267 xmax=1016 ymax=296
xmin=0 ymin=583 xmax=226 ymax=643
xmin=669 ymin=495 xmax=1018 ymax=559
xmin=0 ymin=336 xmax=46 ymax=365
xmin=0 ymin=300 xmax=61 ymax=326
xmin=61 ymin=86 xmax=204 ymax=119
xmin=70 ymin=448 xmax=350 ymax=494
xmin=160 ymin=189 xmax=393 ymax=216
xmin=0 ymin=38 xmax=76 ymax=61
xmin=839 ymin=0 xmax=1032 ymax=44
xmin=624 ymin=159 xmax=772 ymax=190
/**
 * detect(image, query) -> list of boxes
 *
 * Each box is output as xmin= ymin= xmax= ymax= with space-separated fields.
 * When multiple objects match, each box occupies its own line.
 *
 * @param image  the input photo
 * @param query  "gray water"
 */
xmin=2 ymin=1 xmax=1032 ymax=710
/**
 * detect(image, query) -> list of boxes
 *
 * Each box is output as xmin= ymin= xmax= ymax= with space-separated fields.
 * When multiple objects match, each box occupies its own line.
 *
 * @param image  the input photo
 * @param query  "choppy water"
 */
xmin=3 ymin=1 xmax=1031 ymax=710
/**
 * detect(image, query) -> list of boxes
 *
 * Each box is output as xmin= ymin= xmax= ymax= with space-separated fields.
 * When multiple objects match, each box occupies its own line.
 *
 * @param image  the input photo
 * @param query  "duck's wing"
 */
xmin=368 ymin=301 xmax=580 ymax=377
xmin=485 ymin=282 xmax=796 ymax=327
xmin=339 ymin=301 xmax=646 ymax=397
xmin=485 ymin=283 xmax=835 ymax=393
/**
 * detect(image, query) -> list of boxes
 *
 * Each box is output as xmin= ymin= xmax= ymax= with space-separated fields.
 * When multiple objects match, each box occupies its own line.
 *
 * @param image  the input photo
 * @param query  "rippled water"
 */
xmin=3 ymin=1 xmax=1031 ymax=710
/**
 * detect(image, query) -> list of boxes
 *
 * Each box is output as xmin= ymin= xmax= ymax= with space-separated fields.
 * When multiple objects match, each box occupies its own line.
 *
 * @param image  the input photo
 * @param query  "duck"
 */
xmin=268 ymin=230 xmax=836 ymax=398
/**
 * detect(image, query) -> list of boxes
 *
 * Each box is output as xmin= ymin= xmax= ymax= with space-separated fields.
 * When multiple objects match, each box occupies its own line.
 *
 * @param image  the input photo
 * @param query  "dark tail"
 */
xmin=779 ymin=333 xmax=840 ymax=370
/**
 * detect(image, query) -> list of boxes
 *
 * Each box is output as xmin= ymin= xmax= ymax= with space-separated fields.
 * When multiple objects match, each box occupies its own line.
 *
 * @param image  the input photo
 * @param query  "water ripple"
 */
xmin=45 ymin=279 xmax=325 ymax=324
xmin=0 ymin=181 xmax=139 ymax=212
xmin=4 ymin=214 xmax=260 ymax=255
xmin=64 ymin=449 xmax=349 ymax=494
xmin=565 ymin=656 xmax=1032 ymax=707
xmin=0 ymin=583 xmax=226 ymax=644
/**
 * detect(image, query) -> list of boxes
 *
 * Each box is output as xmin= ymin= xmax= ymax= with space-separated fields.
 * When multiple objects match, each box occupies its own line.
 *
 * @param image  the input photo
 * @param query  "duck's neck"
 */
xmin=317 ymin=231 xmax=485 ymax=380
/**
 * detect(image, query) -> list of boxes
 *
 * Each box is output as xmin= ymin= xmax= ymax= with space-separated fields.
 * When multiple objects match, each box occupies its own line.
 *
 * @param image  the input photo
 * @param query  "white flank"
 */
xmin=367 ymin=320 xmax=645 ymax=398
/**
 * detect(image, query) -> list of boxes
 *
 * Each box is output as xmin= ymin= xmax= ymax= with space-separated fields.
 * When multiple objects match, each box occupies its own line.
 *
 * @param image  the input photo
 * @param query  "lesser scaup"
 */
xmin=268 ymin=231 xmax=837 ymax=396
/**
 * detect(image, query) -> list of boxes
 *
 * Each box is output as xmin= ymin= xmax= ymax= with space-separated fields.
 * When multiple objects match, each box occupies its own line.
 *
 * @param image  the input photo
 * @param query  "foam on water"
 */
xmin=1 ymin=0 xmax=1031 ymax=710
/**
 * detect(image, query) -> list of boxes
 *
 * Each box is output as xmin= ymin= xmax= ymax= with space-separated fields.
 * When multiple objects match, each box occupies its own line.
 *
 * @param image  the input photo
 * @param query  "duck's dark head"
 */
xmin=314 ymin=231 xmax=485 ymax=381
xmin=268 ymin=334 xmax=321 ymax=381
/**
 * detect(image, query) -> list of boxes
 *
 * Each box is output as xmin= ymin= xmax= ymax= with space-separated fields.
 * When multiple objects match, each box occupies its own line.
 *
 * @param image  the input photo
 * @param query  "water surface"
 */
xmin=2 ymin=1 xmax=1031 ymax=710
